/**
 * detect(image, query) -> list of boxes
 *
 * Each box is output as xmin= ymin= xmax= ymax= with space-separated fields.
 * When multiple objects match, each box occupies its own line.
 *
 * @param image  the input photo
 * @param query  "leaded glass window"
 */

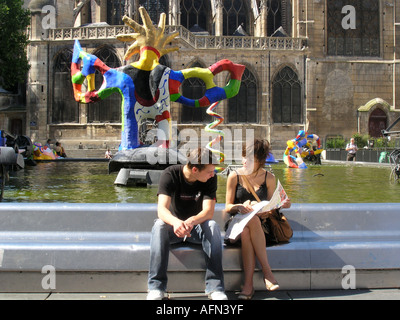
xmin=223 ymin=0 xmax=248 ymax=36
xmin=139 ymin=0 xmax=168 ymax=24
xmin=267 ymin=0 xmax=282 ymax=36
xmin=327 ymin=0 xmax=379 ymax=56
xmin=228 ymin=68 xmax=257 ymax=123
xmin=272 ymin=66 xmax=302 ymax=123
xmin=180 ymin=0 xmax=212 ymax=33
xmin=107 ymin=0 xmax=126 ymax=25
xmin=52 ymin=49 xmax=79 ymax=123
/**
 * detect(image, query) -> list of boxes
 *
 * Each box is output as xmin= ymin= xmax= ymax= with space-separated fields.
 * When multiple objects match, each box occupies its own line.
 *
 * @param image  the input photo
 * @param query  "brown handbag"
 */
xmin=241 ymin=174 xmax=293 ymax=244
xmin=263 ymin=209 xmax=293 ymax=243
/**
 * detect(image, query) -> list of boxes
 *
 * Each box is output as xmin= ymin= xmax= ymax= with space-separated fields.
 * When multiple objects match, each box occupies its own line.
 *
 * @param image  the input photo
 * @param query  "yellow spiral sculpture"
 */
xmin=205 ymin=101 xmax=225 ymax=173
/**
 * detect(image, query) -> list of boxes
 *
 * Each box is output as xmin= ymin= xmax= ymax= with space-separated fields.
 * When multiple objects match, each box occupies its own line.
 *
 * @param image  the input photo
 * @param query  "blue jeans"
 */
xmin=147 ymin=218 xmax=225 ymax=294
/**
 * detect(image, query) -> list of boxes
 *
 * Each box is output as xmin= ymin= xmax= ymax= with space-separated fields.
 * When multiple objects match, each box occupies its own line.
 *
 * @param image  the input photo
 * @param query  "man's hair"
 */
xmin=242 ymin=139 xmax=270 ymax=165
xmin=187 ymin=147 xmax=218 ymax=171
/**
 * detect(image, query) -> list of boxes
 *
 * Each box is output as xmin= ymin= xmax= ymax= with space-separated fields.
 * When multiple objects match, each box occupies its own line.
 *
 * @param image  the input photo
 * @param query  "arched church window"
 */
xmin=267 ymin=0 xmax=281 ymax=36
xmin=139 ymin=0 xmax=168 ymax=24
xmin=180 ymin=62 xmax=212 ymax=124
xmin=265 ymin=0 xmax=291 ymax=36
xmin=89 ymin=47 xmax=122 ymax=123
xmin=107 ymin=0 xmax=127 ymax=25
xmin=52 ymin=49 xmax=79 ymax=123
xmin=223 ymin=0 xmax=248 ymax=36
xmin=272 ymin=66 xmax=302 ymax=124
xmin=327 ymin=0 xmax=379 ymax=56
xmin=228 ymin=68 xmax=257 ymax=123
xmin=180 ymin=0 xmax=212 ymax=34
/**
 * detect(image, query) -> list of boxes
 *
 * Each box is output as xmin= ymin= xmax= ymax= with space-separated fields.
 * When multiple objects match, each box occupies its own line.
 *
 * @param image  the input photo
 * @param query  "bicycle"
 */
xmin=389 ymin=149 xmax=400 ymax=183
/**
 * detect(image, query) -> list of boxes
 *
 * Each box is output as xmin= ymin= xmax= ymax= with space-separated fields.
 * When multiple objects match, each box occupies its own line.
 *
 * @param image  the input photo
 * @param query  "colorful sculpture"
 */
xmin=204 ymin=101 xmax=225 ymax=172
xmin=32 ymin=143 xmax=60 ymax=160
xmin=283 ymin=130 xmax=323 ymax=169
xmin=71 ymin=7 xmax=245 ymax=152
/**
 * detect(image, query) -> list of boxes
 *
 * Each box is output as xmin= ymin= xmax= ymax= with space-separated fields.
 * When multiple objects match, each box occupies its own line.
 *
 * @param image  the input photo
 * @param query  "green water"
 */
xmin=3 ymin=161 xmax=399 ymax=203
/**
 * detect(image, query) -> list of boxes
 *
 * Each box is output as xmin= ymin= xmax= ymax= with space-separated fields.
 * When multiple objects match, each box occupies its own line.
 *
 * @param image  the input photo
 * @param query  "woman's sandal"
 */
xmin=265 ymin=279 xmax=279 ymax=291
xmin=237 ymin=288 xmax=255 ymax=300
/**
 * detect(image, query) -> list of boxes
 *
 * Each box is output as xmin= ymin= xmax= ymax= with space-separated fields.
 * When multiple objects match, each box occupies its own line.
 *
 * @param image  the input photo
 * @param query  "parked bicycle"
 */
xmin=389 ymin=149 xmax=400 ymax=183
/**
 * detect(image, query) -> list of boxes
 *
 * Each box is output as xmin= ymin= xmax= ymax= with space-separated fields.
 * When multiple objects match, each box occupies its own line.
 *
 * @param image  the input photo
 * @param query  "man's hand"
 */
xmin=173 ymin=220 xmax=192 ymax=238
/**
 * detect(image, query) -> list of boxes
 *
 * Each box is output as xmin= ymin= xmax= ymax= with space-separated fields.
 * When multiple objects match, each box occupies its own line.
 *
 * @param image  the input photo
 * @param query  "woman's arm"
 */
xmin=225 ymin=171 xmax=253 ymax=215
xmin=225 ymin=171 xmax=239 ymax=214
xmin=265 ymin=172 xmax=291 ymax=210
xmin=265 ymin=172 xmax=276 ymax=202
xmin=257 ymin=172 xmax=291 ymax=218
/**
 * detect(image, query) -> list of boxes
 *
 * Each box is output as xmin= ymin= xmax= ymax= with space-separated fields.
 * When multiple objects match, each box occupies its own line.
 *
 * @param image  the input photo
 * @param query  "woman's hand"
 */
xmin=256 ymin=210 xmax=273 ymax=219
xmin=236 ymin=200 xmax=253 ymax=214
xmin=257 ymin=198 xmax=291 ymax=218
xmin=281 ymin=198 xmax=291 ymax=209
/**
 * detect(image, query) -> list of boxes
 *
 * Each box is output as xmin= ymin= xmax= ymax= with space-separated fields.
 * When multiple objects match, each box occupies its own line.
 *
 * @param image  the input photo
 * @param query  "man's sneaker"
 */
xmin=147 ymin=289 xmax=165 ymax=300
xmin=208 ymin=291 xmax=228 ymax=300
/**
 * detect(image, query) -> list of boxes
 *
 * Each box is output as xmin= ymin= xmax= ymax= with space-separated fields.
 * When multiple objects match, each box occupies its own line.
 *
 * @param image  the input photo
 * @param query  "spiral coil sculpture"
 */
xmin=205 ymin=101 xmax=226 ymax=173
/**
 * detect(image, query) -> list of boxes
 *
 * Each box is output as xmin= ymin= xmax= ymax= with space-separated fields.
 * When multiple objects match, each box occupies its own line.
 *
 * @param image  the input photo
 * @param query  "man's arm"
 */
xmin=184 ymin=198 xmax=216 ymax=229
xmin=158 ymin=194 xmax=191 ymax=238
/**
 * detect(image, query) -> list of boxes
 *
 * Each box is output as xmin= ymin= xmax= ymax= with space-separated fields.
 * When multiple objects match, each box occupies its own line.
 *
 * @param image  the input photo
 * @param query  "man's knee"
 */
xmin=200 ymin=220 xmax=223 ymax=247
xmin=151 ymin=219 xmax=170 ymax=238
xmin=152 ymin=218 xmax=167 ymax=229
xmin=202 ymin=219 xmax=221 ymax=234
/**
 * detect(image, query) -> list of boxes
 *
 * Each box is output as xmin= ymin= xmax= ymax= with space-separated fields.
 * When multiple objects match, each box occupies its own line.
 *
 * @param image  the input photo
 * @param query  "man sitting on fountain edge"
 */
xmin=147 ymin=147 xmax=227 ymax=300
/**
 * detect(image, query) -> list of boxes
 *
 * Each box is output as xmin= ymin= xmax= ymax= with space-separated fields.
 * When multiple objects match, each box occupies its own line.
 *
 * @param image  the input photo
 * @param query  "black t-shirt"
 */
xmin=157 ymin=165 xmax=217 ymax=220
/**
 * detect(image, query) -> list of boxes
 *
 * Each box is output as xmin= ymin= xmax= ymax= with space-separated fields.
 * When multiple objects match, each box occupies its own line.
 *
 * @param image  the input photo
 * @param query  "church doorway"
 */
xmin=368 ymin=108 xmax=387 ymax=137
xmin=10 ymin=119 xmax=23 ymax=136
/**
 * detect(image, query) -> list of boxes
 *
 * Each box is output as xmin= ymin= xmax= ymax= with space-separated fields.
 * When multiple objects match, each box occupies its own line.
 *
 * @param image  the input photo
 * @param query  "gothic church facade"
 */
xmin=12 ymin=0 xmax=400 ymax=153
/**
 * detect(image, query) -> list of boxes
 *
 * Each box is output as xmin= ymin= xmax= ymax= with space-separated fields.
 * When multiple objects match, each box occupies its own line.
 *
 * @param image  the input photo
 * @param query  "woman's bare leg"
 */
xmin=246 ymin=216 xmax=278 ymax=286
xmin=240 ymin=226 xmax=256 ymax=294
